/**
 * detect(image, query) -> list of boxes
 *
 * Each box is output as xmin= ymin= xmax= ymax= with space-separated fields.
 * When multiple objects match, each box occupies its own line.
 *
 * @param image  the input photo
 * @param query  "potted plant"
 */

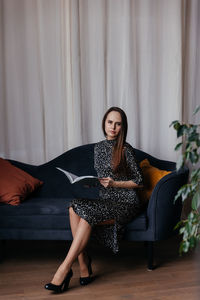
xmin=170 ymin=106 xmax=200 ymax=254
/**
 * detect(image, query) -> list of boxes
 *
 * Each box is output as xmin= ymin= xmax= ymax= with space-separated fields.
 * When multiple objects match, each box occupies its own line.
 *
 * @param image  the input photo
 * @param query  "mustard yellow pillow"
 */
xmin=138 ymin=159 xmax=171 ymax=202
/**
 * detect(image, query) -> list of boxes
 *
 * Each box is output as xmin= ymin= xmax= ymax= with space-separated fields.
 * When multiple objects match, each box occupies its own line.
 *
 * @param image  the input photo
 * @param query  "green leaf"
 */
xmin=174 ymin=189 xmax=182 ymax=202
xmin=188 ymin=211 xmax=194 ymax=221
xmin=188 ymin=132 xmax=199 ymax=142
xmin=175 ymin=142 xmax=183 ymax=151
xmin=174 ymin=184 xmax=190 ymax=203
xmin=189 ymin=150 xmax=199 ymax=164
xmin=179 ymin=242 xmax=184 ymax=255
xmin=185 ymin=222 xmax=191 ymax=235
xmin=191 ymin=169 xmax=200 ymax=181
xmin=175 ymin=122 xmax=181 ymax=131
xmin=174 ymin=220 xmax=183 ymax=230
xmin=176 ymin=154 xmax=184 ymax=170
xmin=183 ymin=229 xmax=189 ymax=240
xmin=182 ymin=186 xmax=191 ymax=202
xmin=179 ymin=227 xmax=185 ymax=234
xmin=169 ymin=120 xmax=179 ymax=127
xmin=177 ymin=125 xmax=187 ymax=138
xmin=186 ymin=143 xmax=192 ymax=151
xmin=189 ymin=236 xmax=197 ymax=248
xmin=193 ymin=105 xmax=200 ymax=115
xmin=190 ymin=184 xmax=199 ymax=199
xmin=191 ymin=190 xmax=200 ymax=210
xmin=182 ymin=240 xmax=190 ymax=253
xmin=186 ymin=125 xmax=197 ymax=138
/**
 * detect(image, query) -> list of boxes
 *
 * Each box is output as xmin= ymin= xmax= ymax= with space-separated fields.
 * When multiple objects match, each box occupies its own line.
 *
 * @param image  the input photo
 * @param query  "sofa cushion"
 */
xmin=0 ymin=197 xmax=71 ymax=216
xmin=126 ymin=212 xmax=147 ymax=231
xmin=138 ymin=159 xmax=171 ymax=202
xmin=0 ymin=197 xmax=147 ymax=232
xmin=0 ymin=198 xmax=72 ymax=230
xmin=0 ymin=158 xmax=43 ymax=206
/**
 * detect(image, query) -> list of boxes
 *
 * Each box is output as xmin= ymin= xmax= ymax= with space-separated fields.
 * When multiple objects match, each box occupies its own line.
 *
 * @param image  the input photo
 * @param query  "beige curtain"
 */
xmin=0 ymin=0 xmax=199 ymax=164
xmin=182 ymin=0 xmax=200 ymax=124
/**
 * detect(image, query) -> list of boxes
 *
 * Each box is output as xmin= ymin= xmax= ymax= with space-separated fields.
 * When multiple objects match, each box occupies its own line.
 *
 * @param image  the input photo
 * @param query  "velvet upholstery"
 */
xmin=0 ymin=143 xmax=189 ymax=268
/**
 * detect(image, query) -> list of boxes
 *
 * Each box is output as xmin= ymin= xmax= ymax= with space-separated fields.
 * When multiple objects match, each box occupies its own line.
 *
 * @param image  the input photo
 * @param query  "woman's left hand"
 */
xmin=99 ymin=177 xmax=115 ymax=188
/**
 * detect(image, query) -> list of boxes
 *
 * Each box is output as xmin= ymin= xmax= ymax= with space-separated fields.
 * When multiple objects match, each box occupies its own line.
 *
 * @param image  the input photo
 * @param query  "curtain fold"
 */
xmin=0 ymin=0 xmax=199 ymax=164
xmin=182 ymin=0 xmax=200 ymax=124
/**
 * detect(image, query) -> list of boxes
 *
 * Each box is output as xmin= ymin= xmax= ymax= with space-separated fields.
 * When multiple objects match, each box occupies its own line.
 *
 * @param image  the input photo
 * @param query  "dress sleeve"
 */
xmin=124 ymin=144 xmax=143 ymax=185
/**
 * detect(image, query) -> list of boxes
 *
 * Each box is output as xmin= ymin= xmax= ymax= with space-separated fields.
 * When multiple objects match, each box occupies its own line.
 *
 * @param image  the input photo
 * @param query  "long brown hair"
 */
xmin=102 ymin=107 xmax=128 ymax=174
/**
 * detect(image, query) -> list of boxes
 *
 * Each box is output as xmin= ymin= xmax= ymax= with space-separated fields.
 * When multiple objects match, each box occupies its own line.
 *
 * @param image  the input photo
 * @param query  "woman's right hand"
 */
xmin=99 ymin=177 xmax=114 ymax=188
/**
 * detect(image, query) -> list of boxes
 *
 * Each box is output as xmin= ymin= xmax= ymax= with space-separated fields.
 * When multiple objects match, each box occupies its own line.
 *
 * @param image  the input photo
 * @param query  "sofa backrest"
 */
xmin=34 ymin=143 xmax=97 ymax=198
xmin=10 ymin=142 xmax=176 ymax=199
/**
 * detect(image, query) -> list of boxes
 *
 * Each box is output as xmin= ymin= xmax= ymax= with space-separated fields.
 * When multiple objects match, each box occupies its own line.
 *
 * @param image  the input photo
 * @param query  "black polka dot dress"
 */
xmin=70 ymin=139 xmax=143 ymax=253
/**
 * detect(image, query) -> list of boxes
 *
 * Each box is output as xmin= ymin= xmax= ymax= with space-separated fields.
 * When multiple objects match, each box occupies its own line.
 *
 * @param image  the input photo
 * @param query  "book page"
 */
xmin=73 ymin=175 xmax=98 ymax=183
xmin=56 ymin=167 xmax=99 ymax=185
xmin=56 ymin=168 xmax=78 ymax=183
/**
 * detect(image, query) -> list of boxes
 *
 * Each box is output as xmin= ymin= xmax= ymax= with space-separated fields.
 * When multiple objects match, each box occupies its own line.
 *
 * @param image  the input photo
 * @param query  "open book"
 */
xmin=56 ymin=167 xmax=100 ymax=185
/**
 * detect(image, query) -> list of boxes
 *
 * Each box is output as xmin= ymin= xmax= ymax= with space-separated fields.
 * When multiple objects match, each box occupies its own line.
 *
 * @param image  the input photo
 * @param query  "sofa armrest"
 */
xmin=146 ymin=167 xmax=189 ymax=240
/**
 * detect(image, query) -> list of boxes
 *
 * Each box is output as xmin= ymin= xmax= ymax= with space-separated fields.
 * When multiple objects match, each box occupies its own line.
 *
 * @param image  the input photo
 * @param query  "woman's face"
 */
xmin=105 ymin=111 xmax=122 ymax=140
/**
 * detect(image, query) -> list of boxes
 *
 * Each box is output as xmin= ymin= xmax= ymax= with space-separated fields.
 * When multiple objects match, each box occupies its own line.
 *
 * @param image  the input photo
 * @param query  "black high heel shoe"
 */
xmin=45 ymin=269 xmax=73 ymax=293
xmin=80 ymin=256 xmax=93 ymax=286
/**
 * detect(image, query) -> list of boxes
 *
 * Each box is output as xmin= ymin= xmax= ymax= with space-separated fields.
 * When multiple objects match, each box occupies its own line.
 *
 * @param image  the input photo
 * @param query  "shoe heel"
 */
xmin=63 ymin=269 xmax=73 ymax=291
xmin=79 ymin=256 xmax=93 ymax=286
xmin=45 ymin=269 xmax=73 ymax=293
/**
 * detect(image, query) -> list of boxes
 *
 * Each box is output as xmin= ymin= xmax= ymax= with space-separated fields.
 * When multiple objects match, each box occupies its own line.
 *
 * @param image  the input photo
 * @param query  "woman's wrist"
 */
xmin=111 ymin=180 xmax=138 ymax=189
xmin=99 ymin=177 xmax=138 ymax=189
xmin=111 ymin=180 xmax=117 ymax=187
xmin=112 ymin=181 xmax=125 ymax=188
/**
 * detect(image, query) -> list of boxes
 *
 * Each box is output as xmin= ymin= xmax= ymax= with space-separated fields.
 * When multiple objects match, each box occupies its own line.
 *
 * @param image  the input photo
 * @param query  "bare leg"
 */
xmin=69 ymin=207 xmax=91 ymax=277
xmin=51 ymin=217 xmax=92 ymax=285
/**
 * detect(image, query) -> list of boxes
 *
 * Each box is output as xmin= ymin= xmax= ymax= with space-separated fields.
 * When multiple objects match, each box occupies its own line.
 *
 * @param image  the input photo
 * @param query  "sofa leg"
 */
xmin=0 ymin=240 xmax=6 ymax=262
xmin=146 ymin=241 xmax=155 ymax=271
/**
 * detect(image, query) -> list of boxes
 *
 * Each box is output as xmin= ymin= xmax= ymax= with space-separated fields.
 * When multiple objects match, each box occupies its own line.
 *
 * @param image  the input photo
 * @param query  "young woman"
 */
xmin=45 ymin=107 xmax=143 ymax=293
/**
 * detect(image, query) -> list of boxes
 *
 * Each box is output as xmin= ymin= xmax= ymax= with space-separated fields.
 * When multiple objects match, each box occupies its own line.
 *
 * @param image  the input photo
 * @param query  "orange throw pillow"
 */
xmin=0 ymin=158 xmax=43 ymax=206
xmin=138 ymin=159 xmax=171 ymax=203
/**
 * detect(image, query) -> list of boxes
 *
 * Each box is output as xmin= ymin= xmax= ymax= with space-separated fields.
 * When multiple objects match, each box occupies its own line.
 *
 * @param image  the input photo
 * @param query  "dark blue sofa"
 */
xmin=0 ymin=143 xmax=189 ymax=269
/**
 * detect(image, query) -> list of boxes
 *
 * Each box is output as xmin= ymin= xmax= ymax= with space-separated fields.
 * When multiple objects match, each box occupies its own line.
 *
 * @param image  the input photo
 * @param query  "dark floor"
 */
xmin=0 ymin=236 xmax=200 ymax=300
